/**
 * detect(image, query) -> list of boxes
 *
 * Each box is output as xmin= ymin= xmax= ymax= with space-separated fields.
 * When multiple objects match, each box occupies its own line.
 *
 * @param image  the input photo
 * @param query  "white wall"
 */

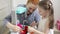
xmin=0 ymin=0 xmax=11 ymax=20
xmin=12 ymin=0 xmax=28 ymax=9
xmin=0 ymin=0 xmax=12 ymax=34
xmin=51 ymin=0 xmax=60 ymax=23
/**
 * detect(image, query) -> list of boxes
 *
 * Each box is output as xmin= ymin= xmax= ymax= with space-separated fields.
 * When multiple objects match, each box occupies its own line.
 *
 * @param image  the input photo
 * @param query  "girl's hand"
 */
xmin=28 ymin=26 xmax=44 ymax=34
xmin=30 ymin=21 xmax=36 ymax=27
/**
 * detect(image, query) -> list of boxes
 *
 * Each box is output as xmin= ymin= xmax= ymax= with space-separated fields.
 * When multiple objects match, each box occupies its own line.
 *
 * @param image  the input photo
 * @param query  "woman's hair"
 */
xmin=38 ymin=0 xmax=54 ymax=29
xmin=27 ymin=0 xmax=39 ymax=5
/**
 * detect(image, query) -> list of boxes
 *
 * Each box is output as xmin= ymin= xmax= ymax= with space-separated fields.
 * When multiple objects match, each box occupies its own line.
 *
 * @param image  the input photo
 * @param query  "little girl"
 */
xmin=38 ymin=1 xmax=54 ymax=34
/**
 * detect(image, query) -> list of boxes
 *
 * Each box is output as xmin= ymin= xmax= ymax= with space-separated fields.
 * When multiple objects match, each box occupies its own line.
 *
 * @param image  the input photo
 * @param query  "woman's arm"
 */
xmin=4 ymin=15 xmax=21 ymax=32
xmin=5 ymin=21 xmax=21 ymax=32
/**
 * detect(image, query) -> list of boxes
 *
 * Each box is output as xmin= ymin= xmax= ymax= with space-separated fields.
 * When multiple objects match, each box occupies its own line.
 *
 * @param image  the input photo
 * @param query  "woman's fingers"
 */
xmin=12 ymin=25 xmax=22 ymax=32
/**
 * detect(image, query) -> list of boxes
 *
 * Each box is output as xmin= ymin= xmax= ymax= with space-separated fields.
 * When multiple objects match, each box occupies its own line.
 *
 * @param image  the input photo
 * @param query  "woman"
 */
xmin=4 ymin=2 xmax=36 ymax=31
xmin=26 ymin=0 xmax=40 ymax=27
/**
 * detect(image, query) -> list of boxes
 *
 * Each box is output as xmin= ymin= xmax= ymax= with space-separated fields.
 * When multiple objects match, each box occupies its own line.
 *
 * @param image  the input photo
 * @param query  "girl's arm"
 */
xmin=44 ymin=20 xmax=50 ymax=34
xmin=28 ymin=26 xmax=44 ymax=34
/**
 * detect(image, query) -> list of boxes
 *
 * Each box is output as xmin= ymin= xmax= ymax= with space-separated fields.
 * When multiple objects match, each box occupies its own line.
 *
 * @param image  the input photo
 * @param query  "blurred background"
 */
xmin=0 ymin=0 xmax=60 ymax=34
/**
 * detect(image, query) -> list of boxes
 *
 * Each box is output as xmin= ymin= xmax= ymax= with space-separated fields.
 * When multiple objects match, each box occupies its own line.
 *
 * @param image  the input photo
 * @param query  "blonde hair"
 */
xmin=27 ymin=0 xmax=39 ymax=5
xmin=26 ymin=3 xmax=36 ymax=9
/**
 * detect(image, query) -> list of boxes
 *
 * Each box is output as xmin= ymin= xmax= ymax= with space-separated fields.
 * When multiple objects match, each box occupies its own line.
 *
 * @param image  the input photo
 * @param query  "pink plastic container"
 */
xmin=56 ymin=20 xmax=60 ymax=30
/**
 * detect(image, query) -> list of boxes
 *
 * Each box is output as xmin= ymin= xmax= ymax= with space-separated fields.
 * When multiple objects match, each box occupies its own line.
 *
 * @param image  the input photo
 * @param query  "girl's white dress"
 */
xmin=38 ymin=16 xmax=54 ymax=34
